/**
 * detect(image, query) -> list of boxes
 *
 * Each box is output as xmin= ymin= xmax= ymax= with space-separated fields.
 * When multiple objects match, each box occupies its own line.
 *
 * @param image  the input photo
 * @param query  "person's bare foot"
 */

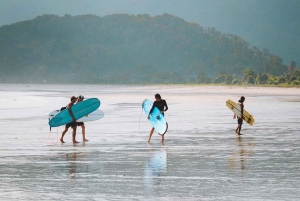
xmin=60 ymin=139 xmax=65 ymax=143
xmin=83 ymin=139 xmax=89 ymax=142
xmin=237 ymin=133 xmax=243 ymax=135
xmin=73 ymin=141 xmax=79 ymax=144
xmin=161 ymin=141 xmax=165 ymax=146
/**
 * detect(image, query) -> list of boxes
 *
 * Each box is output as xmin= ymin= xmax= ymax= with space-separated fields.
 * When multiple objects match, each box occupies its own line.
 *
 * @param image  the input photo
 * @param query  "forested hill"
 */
xmin=0 ymin=14 xmax=287 ymax=84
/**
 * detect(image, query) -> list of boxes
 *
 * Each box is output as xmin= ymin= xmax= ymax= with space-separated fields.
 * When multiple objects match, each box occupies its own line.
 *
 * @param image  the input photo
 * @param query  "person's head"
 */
xmin=78 ymin=95 xmax=84 ymax=102
xmin=71 ymin=96 xmax=77 ymax=103
xmin=155 ymin=93 xmax=161 ymax=101
xmin=240 ymin=96 xmax=245 ymax=102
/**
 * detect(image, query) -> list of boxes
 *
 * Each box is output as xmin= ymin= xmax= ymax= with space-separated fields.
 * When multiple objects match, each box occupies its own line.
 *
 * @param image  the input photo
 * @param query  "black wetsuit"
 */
xmin=149 ymin=99 xmax=168 ymax=115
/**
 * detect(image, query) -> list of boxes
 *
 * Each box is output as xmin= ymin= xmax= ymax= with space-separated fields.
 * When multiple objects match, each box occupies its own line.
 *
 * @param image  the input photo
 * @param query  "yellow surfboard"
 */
xmin=226 ymin=99 xmax=255 ymax=126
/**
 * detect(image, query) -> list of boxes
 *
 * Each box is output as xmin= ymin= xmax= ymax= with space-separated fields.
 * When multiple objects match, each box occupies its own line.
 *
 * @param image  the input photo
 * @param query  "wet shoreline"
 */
xmin=0 ymin=84 xmax=299 ymax=200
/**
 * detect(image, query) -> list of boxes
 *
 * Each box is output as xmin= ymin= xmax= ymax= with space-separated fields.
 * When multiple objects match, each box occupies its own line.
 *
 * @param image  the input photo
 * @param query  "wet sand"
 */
xmin=0 ymin=84 xmax=299 ymax=200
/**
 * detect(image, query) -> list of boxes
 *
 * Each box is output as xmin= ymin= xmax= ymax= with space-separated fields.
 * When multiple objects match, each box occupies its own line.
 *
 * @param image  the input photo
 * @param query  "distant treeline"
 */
xmin=207 ymin=67 xmax=300 ymax=86
xmin=0 ymin=14 xmax=293 ymax=84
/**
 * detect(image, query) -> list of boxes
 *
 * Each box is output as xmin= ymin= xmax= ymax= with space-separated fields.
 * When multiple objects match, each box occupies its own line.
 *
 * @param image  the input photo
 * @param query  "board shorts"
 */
xmin=66 ymin=122 xmax=77 ymax=128
xmin=238 ymin=118 xmax=243 ymax=125
xmin=77 ymin=122 xmax=84 ymax=126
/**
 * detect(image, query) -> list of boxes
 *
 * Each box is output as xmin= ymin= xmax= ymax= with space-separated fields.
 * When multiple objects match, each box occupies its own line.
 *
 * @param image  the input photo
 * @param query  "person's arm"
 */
xmin=162 ymin=100 xmax=168 ymax=113
xmin=148 ymin=102 xmax=156 ymax=119
xmin=67 ymin=104 xmax=76 ymax=122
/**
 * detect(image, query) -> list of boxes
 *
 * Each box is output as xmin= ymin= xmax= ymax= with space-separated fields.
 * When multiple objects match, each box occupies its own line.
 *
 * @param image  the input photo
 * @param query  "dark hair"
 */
xmin=155 ymin=93 xmax=161 ymax=99
xmin=71 ymin=96 xmax=77 ymax=101
xmin=240 ymin=96 xmax=245 ymax=102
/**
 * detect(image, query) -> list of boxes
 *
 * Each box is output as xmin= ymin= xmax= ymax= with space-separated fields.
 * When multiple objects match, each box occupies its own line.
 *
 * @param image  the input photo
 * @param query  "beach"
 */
xmin=0 ymin=84 xmax=299 ymax=200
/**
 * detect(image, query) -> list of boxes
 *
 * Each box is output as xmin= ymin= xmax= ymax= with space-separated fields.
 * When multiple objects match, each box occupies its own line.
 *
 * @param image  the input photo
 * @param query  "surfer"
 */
xmin=60 ymin=96 xmax=79 ymax=143
xmin=76 ymin=95 xmax=88 ymax=142
xmin=233 ymin=96 xmax=245 ymax=135
xmin=147 ymin=94 xmax=168 ymax=143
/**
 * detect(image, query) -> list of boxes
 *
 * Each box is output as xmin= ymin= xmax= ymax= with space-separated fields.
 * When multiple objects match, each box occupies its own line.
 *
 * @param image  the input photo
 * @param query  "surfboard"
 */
xmin=142 ymin=99 xmax=168 ymax=135
xmin=48 ymin=98 xmax=100 ymax=127
xmin=226 ymin=99 xmax=255 ymax=126
xmin=49 ymin=109 xmax=104 ymax=122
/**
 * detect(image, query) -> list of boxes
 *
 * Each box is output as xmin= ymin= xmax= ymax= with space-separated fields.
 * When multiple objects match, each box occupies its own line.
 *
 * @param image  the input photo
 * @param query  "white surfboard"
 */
xmin=226 ymin=99 xmax=255 ymax=126
xmin=49 ymin=109 xmax=104 ymax=122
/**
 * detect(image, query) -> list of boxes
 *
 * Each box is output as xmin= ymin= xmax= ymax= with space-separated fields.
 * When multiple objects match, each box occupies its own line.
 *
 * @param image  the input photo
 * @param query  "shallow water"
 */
xmin=0 ymin=84 xmax=299 ymax=200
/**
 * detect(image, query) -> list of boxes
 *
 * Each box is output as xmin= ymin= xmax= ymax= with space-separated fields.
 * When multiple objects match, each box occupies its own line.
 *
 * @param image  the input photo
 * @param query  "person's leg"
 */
xmin=148 ymin=127 xmax=155 ymax=142
xmin=238 ymin=124 xmax=242 ymax=135
xmin=81 ymin=124 xmax=88 ymax=142
xmin=236 ymin=118 xmax=241 ymax=135
xmin=161 ymin=134 xmax=164 ymax=143
xmin=236 ymin=125 xmax=240 ymax=134
xmin=72 ymin=126 xmax=79 ymax=143
xmin=237 ymin=118 xmax=243 ymax=135
xmin=60 ymin=127 xmax=69 ymax=143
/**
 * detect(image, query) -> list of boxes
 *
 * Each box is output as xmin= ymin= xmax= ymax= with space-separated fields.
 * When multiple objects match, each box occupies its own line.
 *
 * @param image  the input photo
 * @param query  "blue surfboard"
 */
xmin=48 ymin=98 xmax=100 ymax=127
xmin=142 ymin=99 xmax=168 ymax=135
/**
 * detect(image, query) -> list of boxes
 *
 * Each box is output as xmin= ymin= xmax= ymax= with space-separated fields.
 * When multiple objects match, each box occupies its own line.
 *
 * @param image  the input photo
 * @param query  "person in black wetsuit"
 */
xmin=147 ymin=93 xmax=168 ymax=143
xmin=76 ymin=95 xmax=88 ymax=142
xmin=60 ymin=96 xmax=79 ymax=143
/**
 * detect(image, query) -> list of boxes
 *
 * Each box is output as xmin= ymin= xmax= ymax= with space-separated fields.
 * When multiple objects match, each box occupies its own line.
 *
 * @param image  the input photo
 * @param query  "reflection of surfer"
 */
xmin=227 ymin=136 xmax=252 ymax=170
xmin=60 ymin=96 xmax=79 ymax=144
xmin=233 ymin=96 xmax=245 ymax=135
xmin=67 ymin=152 xmax=78 ymax=179
xmin=236 ymin=136 xmax=245 ymax=170
xmin=147 ymin=94 xmax=168 ymax=143
xmin=144 ymin=145 xmax=167 ymax=192
xmin=76 ymin=95 xmax=88 ymax=142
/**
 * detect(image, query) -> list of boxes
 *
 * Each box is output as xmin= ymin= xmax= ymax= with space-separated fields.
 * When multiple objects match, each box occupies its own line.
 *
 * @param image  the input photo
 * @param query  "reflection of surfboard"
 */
xmin=49 ymin=109 xmax=104 ymax=122
xmin=145 ymin=149 xmax=167 ymax=177
xmin=48 ymin=98 xmax=100 ymax=127
xmin=142 ymin=99 xmax=168 ymax=135
xmin=226 ymin=99 xmax=255 ymax=126
xmin=144 ymin=149 xmax=167 ymax=192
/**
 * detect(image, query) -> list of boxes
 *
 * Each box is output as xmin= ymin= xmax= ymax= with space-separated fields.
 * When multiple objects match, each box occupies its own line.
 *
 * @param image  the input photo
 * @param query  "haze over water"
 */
xmin=0 ymin=84 xmax=299 ymax=200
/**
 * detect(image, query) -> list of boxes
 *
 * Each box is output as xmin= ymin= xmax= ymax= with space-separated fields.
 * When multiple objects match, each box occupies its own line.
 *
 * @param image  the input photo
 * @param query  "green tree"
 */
xmin=259 ymin=73 xmax=269 ymax=84
xmin=243 ymin=68 xmax=256 ymax=78
xmin=277 ymin=77 xmax=286 ymax=84
xmin=255 ymin=72 xmax=261 ymax=84
xmin=247 ymin=76 xmax=255 ymax=84
xmin=291 ymin=69 xmax=300 ymax=77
